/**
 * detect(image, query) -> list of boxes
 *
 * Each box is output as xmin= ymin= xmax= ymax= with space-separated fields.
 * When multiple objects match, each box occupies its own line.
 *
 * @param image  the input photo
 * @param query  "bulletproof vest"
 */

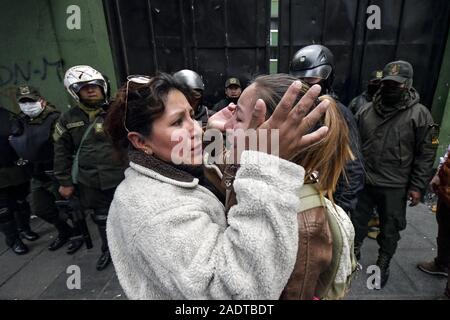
xmin=0 ymin=109 xmax=19 ymax=167
xmin=9 ymin=112 xmax=60 ymax=164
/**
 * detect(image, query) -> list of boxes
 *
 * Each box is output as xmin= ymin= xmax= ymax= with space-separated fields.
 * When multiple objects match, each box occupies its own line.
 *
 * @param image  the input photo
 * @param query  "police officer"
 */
xmin=353 ymin=61 xmax=438 ymax=288
xmin=348 ymin=70 xmax=383 ymax=115
xmin=290 ymin=44 xmax=365 ymax=215
xmin=10 ymin=86 xmax=81 ymax=253
xmin=212 ymin=77 xmax=242 ymax=112
xmin=173 ymin=69 xmax=214 ymax=128
xmin=0 ymin=105 xmax=36 ymax=254
xmin=55 ymin=65 xmax=125 ymax=271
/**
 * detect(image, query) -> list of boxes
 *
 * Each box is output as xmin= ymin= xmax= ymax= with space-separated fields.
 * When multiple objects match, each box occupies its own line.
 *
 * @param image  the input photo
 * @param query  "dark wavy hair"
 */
xmin=104 ymin=72 xmax=190 ymax=161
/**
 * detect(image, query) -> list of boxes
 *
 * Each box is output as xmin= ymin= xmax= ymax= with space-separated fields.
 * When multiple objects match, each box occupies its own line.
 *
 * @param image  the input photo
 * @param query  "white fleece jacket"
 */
xmin=107 ymin=150 xmax=305 ymax=300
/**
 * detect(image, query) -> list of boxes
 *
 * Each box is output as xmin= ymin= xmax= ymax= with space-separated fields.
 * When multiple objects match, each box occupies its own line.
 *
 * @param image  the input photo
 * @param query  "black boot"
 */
xmin=96 ymin=249 xmax=111 ymax=271
xmin=66 ymin=238 xmax=84 ymax=255
xmin=14 ymin=204 xmax=39 ymax=241
xmin=376 ymin=254 xmax=391 ymax=289
xmin=0 ymin=221 xmax=29 ymax=255
xmin=96 ymin=225 xmax=111 ymax=271
xmin=48 ymin=220 xmax=72 ymax=251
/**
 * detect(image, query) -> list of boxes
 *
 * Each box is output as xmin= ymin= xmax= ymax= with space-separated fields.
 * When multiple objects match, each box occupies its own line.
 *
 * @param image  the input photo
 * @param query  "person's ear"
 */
xmin=39 ymin=98 xmax=47 ymax=108
xmin=127 ymin=132 xmax=153 ymax=155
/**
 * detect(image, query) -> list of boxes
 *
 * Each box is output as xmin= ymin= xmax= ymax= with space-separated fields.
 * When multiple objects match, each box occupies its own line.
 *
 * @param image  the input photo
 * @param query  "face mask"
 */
xmin=228 ymin=97 xmax=239 ymax=104
xmin=380 ymin=86 xmax=406 ymax=106
xmin=367 ymin=83 xmax=380 ymax=97
xmin=19 ymin=101 xmax=44 ymax=118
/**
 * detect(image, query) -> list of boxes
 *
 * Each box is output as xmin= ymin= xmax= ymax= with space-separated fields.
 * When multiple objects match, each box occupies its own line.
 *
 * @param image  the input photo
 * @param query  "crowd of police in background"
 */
xmin=0 ymin=44 xmax=448 ymax=296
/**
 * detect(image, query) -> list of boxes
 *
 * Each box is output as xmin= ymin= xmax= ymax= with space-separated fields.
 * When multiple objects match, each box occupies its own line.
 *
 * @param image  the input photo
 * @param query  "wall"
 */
xmin=0 ymin=0 xmax=117 ymax=113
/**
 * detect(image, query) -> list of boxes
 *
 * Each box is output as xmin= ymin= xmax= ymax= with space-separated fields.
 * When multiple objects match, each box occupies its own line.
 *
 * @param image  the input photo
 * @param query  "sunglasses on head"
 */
xmin=124 ymin=75 xmax=152 ymax=133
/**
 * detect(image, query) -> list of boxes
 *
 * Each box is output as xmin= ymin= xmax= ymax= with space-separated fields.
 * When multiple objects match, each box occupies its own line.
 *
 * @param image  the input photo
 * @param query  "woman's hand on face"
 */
xmin=251 ymin=81 xmax=329 ymax=160
xmin=206 ymin=103 xmax=237 ymax=132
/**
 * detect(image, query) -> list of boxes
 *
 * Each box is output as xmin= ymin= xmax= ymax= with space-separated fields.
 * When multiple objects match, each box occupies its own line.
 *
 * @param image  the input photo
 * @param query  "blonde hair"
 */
xmin=252 ymin=74 xmax=354 ymax=202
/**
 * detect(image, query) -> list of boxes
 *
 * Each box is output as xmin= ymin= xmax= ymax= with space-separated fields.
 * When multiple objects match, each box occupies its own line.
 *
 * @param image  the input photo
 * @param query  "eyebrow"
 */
xmin=168 ymin=107 xmax=193 ymax=120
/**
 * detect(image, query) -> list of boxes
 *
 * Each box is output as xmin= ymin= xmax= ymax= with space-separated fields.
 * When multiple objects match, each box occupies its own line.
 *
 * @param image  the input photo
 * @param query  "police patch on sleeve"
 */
xmin=66 ymin=121 xmax=85 ymax=129
xmin=53 ymin=122 xmax=66 ymax=142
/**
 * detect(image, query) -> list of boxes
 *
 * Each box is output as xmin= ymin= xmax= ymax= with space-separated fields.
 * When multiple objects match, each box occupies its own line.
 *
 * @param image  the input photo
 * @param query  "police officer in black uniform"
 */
xmin=10 ymin=85 xmax=81 ymax=253
xmin=55 ymin=65 xmax=125 ymax=271
xmin=290 ymin=44 xmax=365 ymax=215
xmin=212 ymin=77 xmax=242 ymax=112
xmin=348 ymin=70 xmax=383 ymax=115
xmin=0 ymin=105 xmax=37 ymax=254
xmin=173 ymin=69 xmax=214 ymax=129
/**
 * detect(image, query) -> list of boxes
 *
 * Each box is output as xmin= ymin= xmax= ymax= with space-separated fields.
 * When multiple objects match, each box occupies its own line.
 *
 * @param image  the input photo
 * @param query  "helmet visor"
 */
xmin=291 ymin=65 xmax=332 ymax=81
xmin=70 ymin=79 xmax=105 ymax=93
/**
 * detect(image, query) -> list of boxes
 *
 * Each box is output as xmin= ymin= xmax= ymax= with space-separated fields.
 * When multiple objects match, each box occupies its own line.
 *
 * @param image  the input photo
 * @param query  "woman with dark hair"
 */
xmin=104 ymin=72 xmax=329 ymax=299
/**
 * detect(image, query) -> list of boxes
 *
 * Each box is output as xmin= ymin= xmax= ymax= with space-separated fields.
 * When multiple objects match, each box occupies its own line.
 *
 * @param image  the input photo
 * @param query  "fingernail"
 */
xmin=312 ymin=84 xmax=321 ymax=94
xmin=295 ymin=80 xmax=302 ymax=89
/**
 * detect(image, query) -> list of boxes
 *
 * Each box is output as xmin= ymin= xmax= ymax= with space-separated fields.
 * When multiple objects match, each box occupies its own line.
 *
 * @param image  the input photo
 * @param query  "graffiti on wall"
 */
xmin=0 ymin=57 xmax=63 ymax=87
xmin=0 ymin=57 xmax=63 ymax=112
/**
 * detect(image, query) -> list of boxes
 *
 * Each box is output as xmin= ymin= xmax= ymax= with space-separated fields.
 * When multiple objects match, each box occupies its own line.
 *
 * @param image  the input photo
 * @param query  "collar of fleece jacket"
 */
xmin=128 ymin=149 xmax=197 ymax=184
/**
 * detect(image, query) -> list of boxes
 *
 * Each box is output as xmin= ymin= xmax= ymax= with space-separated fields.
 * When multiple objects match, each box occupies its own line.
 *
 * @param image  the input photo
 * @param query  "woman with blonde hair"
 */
xmin=207 ymin=73 xmax=357 ymax=299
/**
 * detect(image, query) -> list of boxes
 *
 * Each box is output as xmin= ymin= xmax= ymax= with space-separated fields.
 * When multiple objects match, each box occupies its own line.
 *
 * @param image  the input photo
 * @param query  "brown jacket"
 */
xmin=204 ymin=163 xmax=333 ymax=300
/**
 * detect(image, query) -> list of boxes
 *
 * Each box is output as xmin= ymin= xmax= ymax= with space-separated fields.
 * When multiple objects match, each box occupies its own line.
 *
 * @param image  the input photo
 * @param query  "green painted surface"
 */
xmin=270 ymin=59 xmax=278 ymax=74
xmin=435 ymin=88 xmax=450 ymax=166
xmin=432 ymin=30 xmax=450 ymax=166
xmin=271 ymin=0 xmax=279 ymax=18
xmin=270 ymin=30 xmax=278 ymax=47
xmin=0 ymin=0 xmax=116 ymax=114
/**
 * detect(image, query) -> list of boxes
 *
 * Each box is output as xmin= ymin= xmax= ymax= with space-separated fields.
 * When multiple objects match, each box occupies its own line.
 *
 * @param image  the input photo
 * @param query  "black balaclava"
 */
xmin=380 ymin=83 xmax=408 ymax=107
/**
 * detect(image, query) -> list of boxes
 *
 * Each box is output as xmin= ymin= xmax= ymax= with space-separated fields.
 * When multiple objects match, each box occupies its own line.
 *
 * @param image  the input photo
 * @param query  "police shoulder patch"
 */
xmin=66 ymin=121 xmax=85 ymax=129
xmin=53 ymin=122 xmax=66 ymax=142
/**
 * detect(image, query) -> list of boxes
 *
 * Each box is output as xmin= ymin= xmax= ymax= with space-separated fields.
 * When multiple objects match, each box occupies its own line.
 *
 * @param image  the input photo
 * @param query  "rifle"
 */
xmin=55 ymin=197 xmax=93 ymax=249
xmin=45 ymin=170 xmax=93 ymax=249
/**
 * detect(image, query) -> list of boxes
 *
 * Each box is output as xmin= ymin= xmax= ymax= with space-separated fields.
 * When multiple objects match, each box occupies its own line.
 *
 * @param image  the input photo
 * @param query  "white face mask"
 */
xmin=18 ymin=101 xmax=44 ymax=118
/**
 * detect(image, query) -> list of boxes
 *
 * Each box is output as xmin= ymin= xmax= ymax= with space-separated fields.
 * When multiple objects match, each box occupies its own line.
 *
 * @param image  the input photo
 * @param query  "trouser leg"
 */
xmin=0 ymin=187 xmax=19 ymax=245
xmin=78 ymin=184 xmax=116 ymax=270
xmin=376 ymin=187 xmax=408 ymax=259
xmin=0 ymin=186 xmax=28 ymax=254
xmin=352 ymin=185 xmax=377 ymax=246
xmin=435 ymin=199 xmax=450 ymax=267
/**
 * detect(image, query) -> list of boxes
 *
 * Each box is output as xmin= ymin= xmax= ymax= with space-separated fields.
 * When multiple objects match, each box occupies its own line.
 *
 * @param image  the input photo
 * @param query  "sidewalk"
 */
xmin=346 ymin=203 xmax=447 ymax=300
xmin=0 ymin=203 xmax=446 ymax=300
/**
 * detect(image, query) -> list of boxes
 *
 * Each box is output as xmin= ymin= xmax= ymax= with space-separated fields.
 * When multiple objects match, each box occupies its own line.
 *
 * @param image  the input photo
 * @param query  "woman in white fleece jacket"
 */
xmin=104 ymin=73 xmax=329 ymax=299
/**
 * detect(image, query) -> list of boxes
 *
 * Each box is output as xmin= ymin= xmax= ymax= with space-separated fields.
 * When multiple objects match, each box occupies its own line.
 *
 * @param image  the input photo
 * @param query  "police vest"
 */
xmin=9 ymin=112 xmax=60 ymax=164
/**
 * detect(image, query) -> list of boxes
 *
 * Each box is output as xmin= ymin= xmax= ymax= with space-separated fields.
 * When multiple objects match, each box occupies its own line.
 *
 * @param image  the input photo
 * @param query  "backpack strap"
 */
xmin=298 ymin=184 xmax=325 ymax=211
xmin=71 ymin=116 xmax=100 ymax=184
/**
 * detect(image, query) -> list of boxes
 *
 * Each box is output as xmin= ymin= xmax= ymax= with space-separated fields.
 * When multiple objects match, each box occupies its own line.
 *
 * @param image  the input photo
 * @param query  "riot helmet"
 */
xmin=64 ymin=65 xmax=109 ymax=107
xmin=290 ymin=44 xmax=335 ymax=95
